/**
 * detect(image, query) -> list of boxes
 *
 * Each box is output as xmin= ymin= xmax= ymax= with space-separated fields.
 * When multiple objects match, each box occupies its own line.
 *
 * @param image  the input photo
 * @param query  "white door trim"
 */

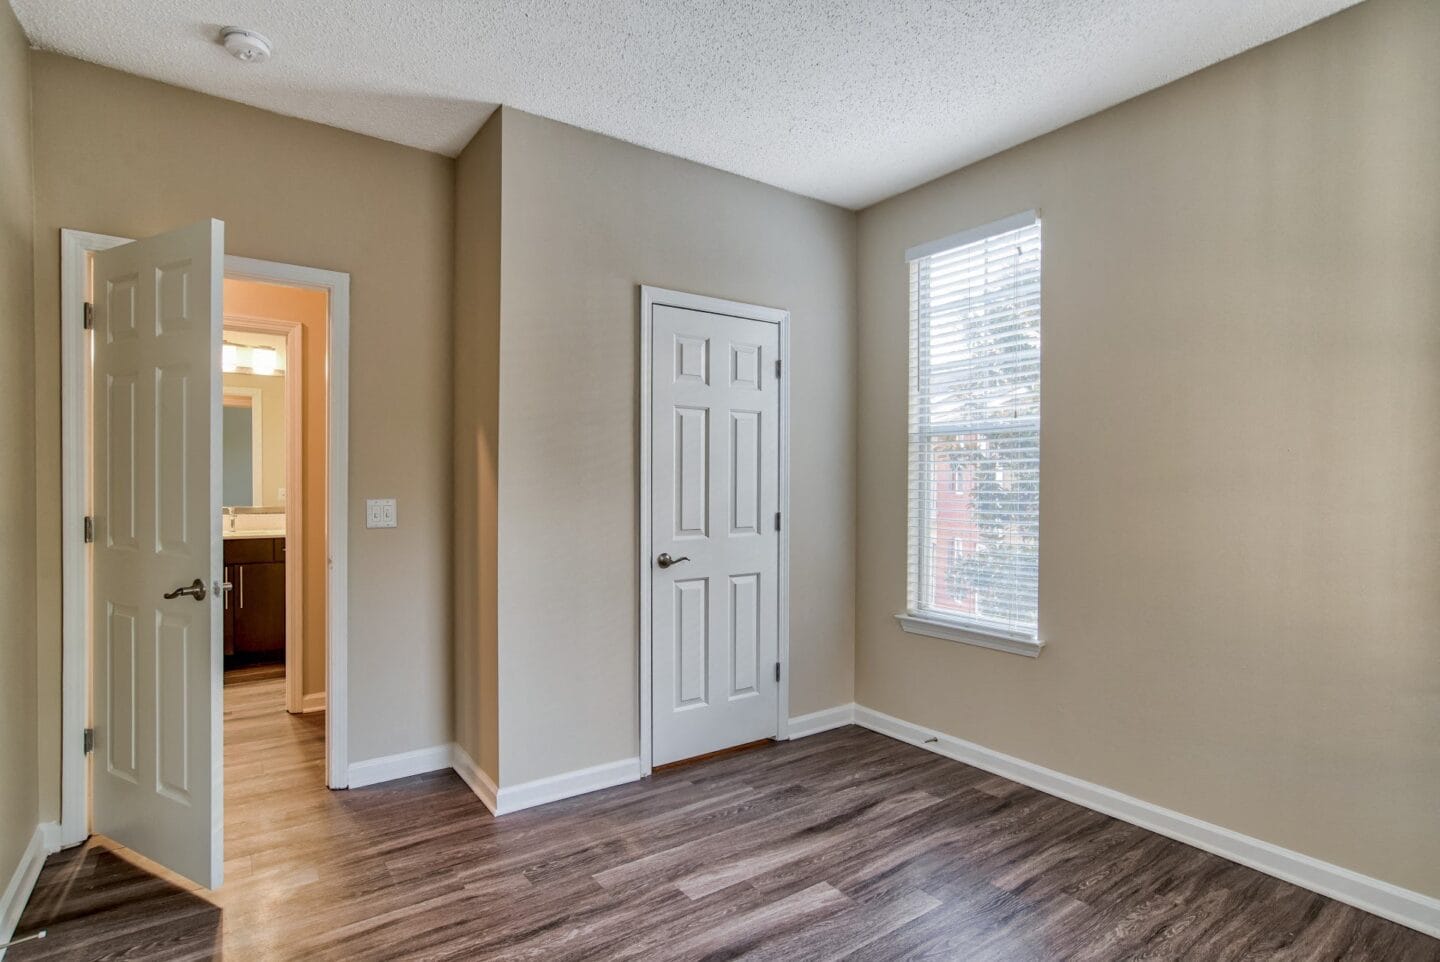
xmin=223 ymin=312 xmax=307 ymax=715
xmin=59 ymin=229 xmax=353 ymax=849
xmin=637 ymin=285 xmax=790 ymax=777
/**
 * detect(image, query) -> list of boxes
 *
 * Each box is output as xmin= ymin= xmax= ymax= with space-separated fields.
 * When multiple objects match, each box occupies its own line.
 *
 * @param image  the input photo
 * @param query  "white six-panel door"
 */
xmin=650 ymin=302 xmax=781 ymax=766
xmin=91 ymin=220 xmax=225 ymax=888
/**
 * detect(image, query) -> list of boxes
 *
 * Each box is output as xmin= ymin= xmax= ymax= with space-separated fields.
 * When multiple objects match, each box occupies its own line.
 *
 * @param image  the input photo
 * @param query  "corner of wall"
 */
xmin=450 ymin=107 xmax=503 ymax=780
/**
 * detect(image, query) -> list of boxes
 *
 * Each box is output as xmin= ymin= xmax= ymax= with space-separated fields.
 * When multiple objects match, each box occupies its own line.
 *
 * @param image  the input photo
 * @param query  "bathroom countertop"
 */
xmin=223 ymin=529 xmax=286 ymax=540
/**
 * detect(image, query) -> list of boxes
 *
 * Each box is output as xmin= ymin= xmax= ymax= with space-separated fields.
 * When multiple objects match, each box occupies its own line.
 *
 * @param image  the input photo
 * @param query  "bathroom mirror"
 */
xmin=222 ymin=342 xmax=287 ymax=510
xmin=222 ymin=399 xmax=257 ymax=506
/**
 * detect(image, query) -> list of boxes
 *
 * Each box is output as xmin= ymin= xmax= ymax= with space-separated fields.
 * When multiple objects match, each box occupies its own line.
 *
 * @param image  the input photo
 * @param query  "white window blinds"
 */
xmin=906 ymin=212 xmax=1041 ymax=642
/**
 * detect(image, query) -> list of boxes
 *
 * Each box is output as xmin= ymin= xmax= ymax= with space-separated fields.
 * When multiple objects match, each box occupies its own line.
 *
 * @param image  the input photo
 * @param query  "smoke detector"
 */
xmin=220 ymin=27 xmax=273 ymax=63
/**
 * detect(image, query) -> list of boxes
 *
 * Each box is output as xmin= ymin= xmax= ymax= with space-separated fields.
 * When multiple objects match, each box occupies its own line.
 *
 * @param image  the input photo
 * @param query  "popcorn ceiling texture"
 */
xmin=10 ymin=0 xmax=1360 ymax=208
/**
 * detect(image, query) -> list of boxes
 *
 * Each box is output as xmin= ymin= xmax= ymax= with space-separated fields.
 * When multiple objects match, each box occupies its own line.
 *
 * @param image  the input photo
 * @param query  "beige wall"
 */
xmin=855 ymin=0 xmax=1440 ymax=899
xmin=493 ymin=108 xmax=857 ymax=785
xmin=29 ymin=54 xmax=456 ymax=816
xmin=222 ymin=371 xmax=285 ymax=506
xmin=13 ymin=0 xmax=1432 ymax=910
xmin=452 ymin=111 xmax=502 ymax=780
xmin=0 ymin=0 xmax=38 ymax=906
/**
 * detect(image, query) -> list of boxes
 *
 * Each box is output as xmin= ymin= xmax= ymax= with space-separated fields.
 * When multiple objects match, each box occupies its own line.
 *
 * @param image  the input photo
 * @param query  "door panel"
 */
xmin=91 ymin=219 xmax=224 ymax=889
xmin=105 ymin=373 xmax=138 ymax=549
xmin=674 ymin=578 xmax=709 ymax=707
xmin=674 ymin=407 xmax=709 ymax=538
xmin=651 ymin=303 xmax=780 ymax=766
xmin=155 ymin=365 xmax=193 ymax=552
xmin=729 ymin=574 xmax=760 ymax=697
xmin=104 ymin=604 xmax=139 ymax=781
xmin=155 ymin=610 xmax=193 ymax=802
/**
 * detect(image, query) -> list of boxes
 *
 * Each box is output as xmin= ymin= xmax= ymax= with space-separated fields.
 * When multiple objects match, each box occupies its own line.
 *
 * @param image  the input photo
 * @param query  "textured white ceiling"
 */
xmin=10 ymin=0 xmax=1360 ymax=208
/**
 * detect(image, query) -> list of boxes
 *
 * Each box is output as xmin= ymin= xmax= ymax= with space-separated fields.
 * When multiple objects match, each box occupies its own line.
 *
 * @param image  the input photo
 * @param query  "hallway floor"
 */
xmin=11 ymin=674 xmax=1439 ymax=960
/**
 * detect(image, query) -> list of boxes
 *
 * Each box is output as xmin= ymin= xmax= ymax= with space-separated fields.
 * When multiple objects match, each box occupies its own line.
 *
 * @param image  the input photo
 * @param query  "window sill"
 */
xmin=894 ymin=613 xmax=1045 ymax=658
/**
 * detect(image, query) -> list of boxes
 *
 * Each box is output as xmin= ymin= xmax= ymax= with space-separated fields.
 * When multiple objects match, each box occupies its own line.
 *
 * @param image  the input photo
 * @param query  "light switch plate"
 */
xmin=366 ymin=498 xmax=397 ymax=529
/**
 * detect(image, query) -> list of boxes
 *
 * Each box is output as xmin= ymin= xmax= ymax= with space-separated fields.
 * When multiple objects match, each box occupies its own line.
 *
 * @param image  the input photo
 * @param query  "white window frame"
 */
xmin=895 ymin=211 xmax=1045 ymax=658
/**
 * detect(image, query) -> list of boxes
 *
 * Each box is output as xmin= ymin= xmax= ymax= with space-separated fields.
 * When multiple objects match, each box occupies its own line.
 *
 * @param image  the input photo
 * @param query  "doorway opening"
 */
xmin=58 ymin=227 xmax=351 ymax=889
xmin=221 ymin=281 xmax=326 ymax=713
xmin=221 ymin=279 xmax=329 ymax=827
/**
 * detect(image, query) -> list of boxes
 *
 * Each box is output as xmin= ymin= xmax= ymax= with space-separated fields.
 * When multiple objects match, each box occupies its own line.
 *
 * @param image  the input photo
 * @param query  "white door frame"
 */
xmin=637 ymin=285 xmax=790 ymax=777
xmin=59 ymin=228 xmax=352 ymax=848
xmin=223 ymin=313 xmax=309 ymax=715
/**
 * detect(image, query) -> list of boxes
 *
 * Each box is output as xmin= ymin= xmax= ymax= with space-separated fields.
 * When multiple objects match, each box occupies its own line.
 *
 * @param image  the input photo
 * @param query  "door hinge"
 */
xmin=775 ymin=662 xmax=781 ymax=683
xmin=83 ymin=516 xmax=94 ymax=543
xmin=83 ymin=302 xmax=94 ymax=330
xmin=774 ymin=359 xmax=782 ymax=378
xmin=83 ymin=728 xmax=95 ymax=755
xmin=774 ymin=511 xmax=781 ymax=532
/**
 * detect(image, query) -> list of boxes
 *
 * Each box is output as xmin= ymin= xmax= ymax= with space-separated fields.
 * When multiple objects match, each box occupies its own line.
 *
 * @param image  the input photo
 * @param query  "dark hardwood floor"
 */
xmin=12 ymin=673 xmax=1438 ymax=960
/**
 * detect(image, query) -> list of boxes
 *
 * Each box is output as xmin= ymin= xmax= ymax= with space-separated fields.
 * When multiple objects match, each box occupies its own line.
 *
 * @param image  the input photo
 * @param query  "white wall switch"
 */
xmin=366 ymin=498 xmax=397 ymax=529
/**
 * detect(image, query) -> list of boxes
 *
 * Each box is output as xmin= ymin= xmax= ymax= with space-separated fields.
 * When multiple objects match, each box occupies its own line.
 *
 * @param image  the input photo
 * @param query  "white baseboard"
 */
xmin=352 ymin=742 xmax=633 ymax=819
xmin=496 ymin=757 xmax=642 ymax=815
xmin=787 ymin=703 xmax=856 ymax=739
xmin=448 ymin=745 xmax=640 ymax=817
xmin=1 ymin=823 xmax=60 ymax=959
xmin=853 ymin=705 xmax=1440 ymax=940
xmin=346 ymin=744 xmax=452 ymax=789
xmin=450 ymin=743 xmax=498 ymax=815
xmin=300 ymin=691 xmax=326 ymax=714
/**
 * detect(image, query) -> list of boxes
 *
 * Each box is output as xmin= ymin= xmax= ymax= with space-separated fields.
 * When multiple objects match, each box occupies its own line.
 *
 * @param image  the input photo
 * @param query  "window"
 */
xmin=901 ymin=211 xmax=1042 ymax=654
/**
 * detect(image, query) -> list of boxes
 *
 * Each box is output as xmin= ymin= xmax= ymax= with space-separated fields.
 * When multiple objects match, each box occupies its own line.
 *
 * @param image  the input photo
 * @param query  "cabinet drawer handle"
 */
xmin=238 ymin=565 xmax=245 ymax=608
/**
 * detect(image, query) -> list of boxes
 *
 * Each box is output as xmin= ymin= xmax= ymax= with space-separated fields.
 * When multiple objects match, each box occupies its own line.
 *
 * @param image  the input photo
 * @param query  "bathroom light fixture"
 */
xmin=222 ymin=341 xmax=284 ymax=376
xmin=220 ymin=26 xmax=273 ymax=64
xmin=250 ymin=347 xmax=278 ymax=377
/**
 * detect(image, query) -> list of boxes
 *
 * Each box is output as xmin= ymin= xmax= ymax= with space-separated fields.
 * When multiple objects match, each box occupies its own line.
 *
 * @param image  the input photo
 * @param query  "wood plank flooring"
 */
xmin=12 ymin=673 xmax=1438 ymax=960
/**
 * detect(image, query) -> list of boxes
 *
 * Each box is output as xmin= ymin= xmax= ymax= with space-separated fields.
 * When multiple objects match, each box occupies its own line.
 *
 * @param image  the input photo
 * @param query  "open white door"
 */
xmin=91 ymin=219 xmax=225 ymax=888
xmin=650 ymin=303 xmax=781 ymax=766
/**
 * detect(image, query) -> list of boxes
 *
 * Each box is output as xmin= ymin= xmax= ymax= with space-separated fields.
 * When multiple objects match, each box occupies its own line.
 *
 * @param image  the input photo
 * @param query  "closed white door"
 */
xmin=91 ymin=220 xmax=225 ymax=888
xmin=651 ymin=303 xmax=781 ymax=766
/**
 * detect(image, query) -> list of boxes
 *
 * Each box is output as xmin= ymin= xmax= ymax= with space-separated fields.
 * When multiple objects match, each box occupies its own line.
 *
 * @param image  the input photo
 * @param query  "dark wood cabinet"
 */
xmin=223 ymin=537 xmax=286 ymax=665
xmin=223 ymin=582 xmax=235 ymax=655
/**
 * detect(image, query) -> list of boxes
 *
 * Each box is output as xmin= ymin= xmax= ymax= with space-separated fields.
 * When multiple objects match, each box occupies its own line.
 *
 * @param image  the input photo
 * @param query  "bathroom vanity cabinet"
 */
xmin=223 ymin=536 xmax=286 ymax=664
